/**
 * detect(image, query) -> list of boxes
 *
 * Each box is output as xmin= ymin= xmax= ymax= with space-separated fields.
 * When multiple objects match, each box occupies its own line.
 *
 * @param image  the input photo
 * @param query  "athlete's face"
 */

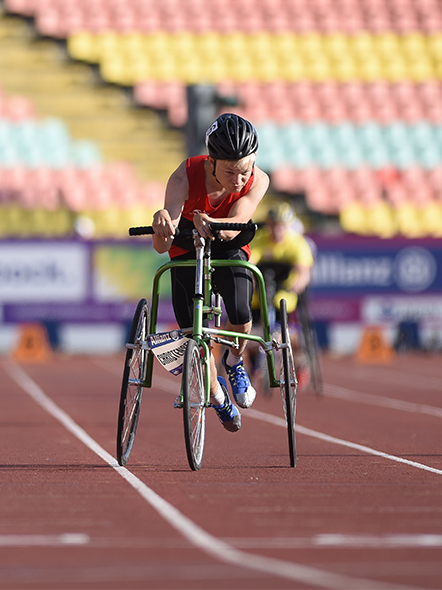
xmin=210 ymin=156 xmax=255 ymax=193
xmin=269 ymin=221 xmax=287 ymax=243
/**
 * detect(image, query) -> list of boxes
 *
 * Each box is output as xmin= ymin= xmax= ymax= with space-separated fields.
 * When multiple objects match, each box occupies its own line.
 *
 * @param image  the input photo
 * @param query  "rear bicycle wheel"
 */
xmin=298 ymin=292 xmax=323 ymax=396
xmin=117 ymin=298 xmax=149 ymax=466
xmin=182 ymin=339 xmax=206 ymax=471
xmin=279 ymin=298 xmax=297 ymax=467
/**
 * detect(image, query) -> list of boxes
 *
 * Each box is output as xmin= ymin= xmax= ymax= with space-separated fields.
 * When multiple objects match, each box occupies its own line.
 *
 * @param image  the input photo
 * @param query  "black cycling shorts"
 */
xmin=170 ymin=249 xmax=253 ymax=328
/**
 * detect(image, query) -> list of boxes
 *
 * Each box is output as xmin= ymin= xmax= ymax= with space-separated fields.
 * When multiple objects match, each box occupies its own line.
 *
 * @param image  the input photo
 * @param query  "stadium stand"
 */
xmin=2 ymin=0 xmax=442 ymax=237
xmin=0 ymin=9 xmax=185 ymax=237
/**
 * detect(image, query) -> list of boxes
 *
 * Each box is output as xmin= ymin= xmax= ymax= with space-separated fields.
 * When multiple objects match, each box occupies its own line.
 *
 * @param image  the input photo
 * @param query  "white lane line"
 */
xmin=92 ymin=365 xmax=442 ymax=475
xmin=3 ymin=361 xmax=410 ymax=590
xmin=94 ymin=358 xmax=442 ymax=423
xmin=223 ymin=534 xmax=442 ymax=549
xmin=0 ymin=534 xmax=89 ymax=546
xmin=314 ymin=534 xmax=442 ymax=548
xmin=246 ymin=409 xmax=442 ymax=476
xmin=346 ymin=368 xmax=442 ymax=391
xmin=324 ymin=383 xmax=442 ymax=419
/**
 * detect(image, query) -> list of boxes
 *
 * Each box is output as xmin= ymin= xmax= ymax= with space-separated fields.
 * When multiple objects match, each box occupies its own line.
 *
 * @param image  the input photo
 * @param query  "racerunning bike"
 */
xmin=116 ymin=222 xmax=298 ymax=470
xmin=249 ymin=261 xmax=323 ymax=398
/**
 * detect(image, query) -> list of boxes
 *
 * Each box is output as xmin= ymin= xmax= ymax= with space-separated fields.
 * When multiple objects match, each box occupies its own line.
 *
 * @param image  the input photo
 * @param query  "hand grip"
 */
xmin=128 ymin=226 xmax=154 ymax=236
xmin=210 ymin=221 xmax=257 ymax=232
xmin=128 ymin=226 xmax=181 ymax=237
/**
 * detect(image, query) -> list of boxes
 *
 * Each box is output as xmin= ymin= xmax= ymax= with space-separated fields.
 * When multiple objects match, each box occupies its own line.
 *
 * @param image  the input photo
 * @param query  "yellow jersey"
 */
xmin=250 ymin=227 xmax=314 ymax=291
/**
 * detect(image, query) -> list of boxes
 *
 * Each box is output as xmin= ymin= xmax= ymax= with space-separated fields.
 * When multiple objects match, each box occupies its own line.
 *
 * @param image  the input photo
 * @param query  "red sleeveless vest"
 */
xmin=169 ymin=155 xmax=254 ymax=258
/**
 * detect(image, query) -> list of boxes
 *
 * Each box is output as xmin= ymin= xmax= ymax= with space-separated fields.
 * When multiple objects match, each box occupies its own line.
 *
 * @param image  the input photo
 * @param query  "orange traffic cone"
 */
xmin=356 ymin=325 xmax=394 ymax=364
xmin=12 ymin=323 xmax=53 ymax=362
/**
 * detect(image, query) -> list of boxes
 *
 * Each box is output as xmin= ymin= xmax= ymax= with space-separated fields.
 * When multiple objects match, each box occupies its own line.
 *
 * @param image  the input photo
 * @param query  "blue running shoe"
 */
xmin=222 ymin=350 xmax=257 ymax=409
xmin=212 ymin=376 xmax=241 ymax=432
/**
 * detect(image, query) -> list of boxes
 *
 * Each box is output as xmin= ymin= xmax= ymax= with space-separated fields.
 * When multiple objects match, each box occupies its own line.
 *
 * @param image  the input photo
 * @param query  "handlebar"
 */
xmin=128 ymin=226 xmax=156 ymax=236
xmin=128 ymin=222 xmax=257 ymax=237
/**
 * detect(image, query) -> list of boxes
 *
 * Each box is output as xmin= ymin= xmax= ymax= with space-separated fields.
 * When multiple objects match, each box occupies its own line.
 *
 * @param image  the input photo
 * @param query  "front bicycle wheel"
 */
xmin=117 ymin=298 xmax=149 ymax=466
xmin=279 ymin=298 xmax=298 ymax=467
xmin=182 ymin=339 xmax=206 ymax=471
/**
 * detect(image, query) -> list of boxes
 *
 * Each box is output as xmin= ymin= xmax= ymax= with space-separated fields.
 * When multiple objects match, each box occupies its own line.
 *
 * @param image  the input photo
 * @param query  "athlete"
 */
xmin=152 ymin=113 xmax=270 ymax=432
xmin=250 ymin=202 xmax=314 ymax=387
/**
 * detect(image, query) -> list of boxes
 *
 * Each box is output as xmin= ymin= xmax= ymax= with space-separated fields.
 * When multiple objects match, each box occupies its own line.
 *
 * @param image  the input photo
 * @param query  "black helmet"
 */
xmin=205 ymin=113 xmax=259 ymax=160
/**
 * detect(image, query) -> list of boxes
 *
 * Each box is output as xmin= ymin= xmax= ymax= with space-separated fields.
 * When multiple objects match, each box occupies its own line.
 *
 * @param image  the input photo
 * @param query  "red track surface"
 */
xmin=1 ymin=352 xmax=441 ymax=589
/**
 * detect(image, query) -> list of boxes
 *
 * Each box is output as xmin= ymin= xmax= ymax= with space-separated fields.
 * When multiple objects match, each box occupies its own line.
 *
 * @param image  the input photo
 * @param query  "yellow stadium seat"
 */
xmin=366 ymin=203 xmax=398 ymax=238
xmin=95 ymin=31 xmax=121 ymax=61
xmin=145 ymin=32 xmax=172 ymax=58
xmin=194 ymin=33 xmax=222 ymax=55
xmin=427 ymin=33 xmax=442 ymax=62
xmin=375 ymin=33 xmax=402 ymax=60
xmin=279 ymin=56 xmax=307 ymax=81
xmin=325 ymin=33 xmax=351 ymax=60
xmin=357 ymin=56 xmax=385 ymax=82
xmin=149 ymin=55 xmax=180 ymax=82
xmin=299 ymin=33 xmax=325 ymax=58
xmin=119 ymin=32 xmax=147 ymax=59
xmin=395 ymin=203 xmax=426 ymax=238
xmin=51 ymin=208 xmax=74 ymax=237
xmin=198 ymin=57 xmax=229 ymax=83
xmin=383 ymin=57 xmax=411 ymax=82
xmin=305 ymin=56 xmax=333 ymax=82
xmin=100 ymin=55 xmax=133 ymax=85
xmin=340 ymin=203 xmax=368 ymax=235
xmin=224 ymin=55 xmax=255 ymax=83
xmin=350 ymin=33 xmax=377 ymax=60
xmin=130 ymin=58 xmax=157 ymax=83
xmin=223 ymin=32 xmax=249 ymax=56
xmin=420 ymin=202 xmax=442 ymax=237
xmin=68 ymin=32 xmax=99 ymax=62
xmin=169 ymin=32 xmax=197 ymax=60
xmin=332 ymin=57 xmax=360 ymax=81
xmin=401 ymin=33 xmax=429 ymax=59
xmin=272 ymin=33 xmax=301 ymax=59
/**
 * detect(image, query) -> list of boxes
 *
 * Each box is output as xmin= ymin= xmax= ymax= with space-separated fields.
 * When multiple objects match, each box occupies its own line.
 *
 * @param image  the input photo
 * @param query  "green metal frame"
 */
xmin=142 ymin=258 xmax=279 ymax=399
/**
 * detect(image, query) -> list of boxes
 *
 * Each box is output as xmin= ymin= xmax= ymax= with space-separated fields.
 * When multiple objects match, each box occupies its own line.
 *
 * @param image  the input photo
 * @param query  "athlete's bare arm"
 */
xmin=152 ymin=161 xmax=189 ymax=253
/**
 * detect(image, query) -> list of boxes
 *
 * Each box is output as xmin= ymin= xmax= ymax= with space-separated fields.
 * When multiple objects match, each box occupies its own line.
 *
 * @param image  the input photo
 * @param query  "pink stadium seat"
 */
xmin=133 ymin=82 xmax=165 ymax=110
xmin=296 ymin=100 xmax=323 ymax=122
xmin=357 ymin=182 xmax=383 ymax=206
xmin=340 ymin=82 xmax=368 ymax=110
xmin=3 ymin=0 xmax=35 ymax=15
xmin=395 ymin=13 xmax=419 ymax=32
xmin=5 ymin=96 xmax=36 ymax=120
xmin=306 ymin=183 xmax=334 ymax=214
xmin=322 ymin=167 xmax=358 ymax=209
xmin=384 ymin=184 xmax=409 ymax=207
xmin=427 ymin=167 xmax=442 ymax=192
xmin=316 ymin=82 xmax=340 ymax=106
xmin=348 ymin=99 xmax=377 ymax=123
xmin=303 ymin=168 xmax=340 ymax=214
xmin=271 ymin=166 xmax=301 ymax=194
xmin=412 ymin=184 xmax=435 ymax=206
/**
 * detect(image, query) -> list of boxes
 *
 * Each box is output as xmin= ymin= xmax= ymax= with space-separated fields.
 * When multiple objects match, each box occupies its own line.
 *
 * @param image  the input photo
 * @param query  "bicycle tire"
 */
xmin=116 ymin=298 xmax=149 ymax=466
xmin=182 ymin=339 xmax=206 ymax=471
xmin=279 ymin=298 xmax=297 ymax=467
xmin=298 ymin=292 xmax=323 ymax=396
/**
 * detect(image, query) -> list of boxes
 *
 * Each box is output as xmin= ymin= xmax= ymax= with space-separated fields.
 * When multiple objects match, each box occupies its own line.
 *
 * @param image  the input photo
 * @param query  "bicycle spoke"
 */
xmin=117 ymin=299 xmax=149 ymax=466
xmin=182 ymin=339 xmax=206 ymax=470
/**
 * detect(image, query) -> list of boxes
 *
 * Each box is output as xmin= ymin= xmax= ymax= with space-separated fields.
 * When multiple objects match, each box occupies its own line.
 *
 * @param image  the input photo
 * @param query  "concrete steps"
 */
xmin=0 ymin=13 xmax=184 ymax=182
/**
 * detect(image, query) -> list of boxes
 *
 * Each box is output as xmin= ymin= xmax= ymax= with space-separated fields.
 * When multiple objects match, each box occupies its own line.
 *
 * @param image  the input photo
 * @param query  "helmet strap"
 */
xmin=212 ymin=159 xmax=221 ymax=184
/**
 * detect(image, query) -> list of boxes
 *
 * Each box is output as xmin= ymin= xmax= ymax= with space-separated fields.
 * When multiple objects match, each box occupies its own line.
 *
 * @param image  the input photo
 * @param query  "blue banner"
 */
xmin=309 ymin=236 xmax=442 ymax=295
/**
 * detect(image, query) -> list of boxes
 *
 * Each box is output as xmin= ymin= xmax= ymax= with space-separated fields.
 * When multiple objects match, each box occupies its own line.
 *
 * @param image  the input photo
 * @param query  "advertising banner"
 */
xmin=308 ymin=235 xmax=442 ymax=323
xmin=0 ymin=242 xmax=89 ymax=302
xmin=1 ymin=237 xmax=441 ymax=326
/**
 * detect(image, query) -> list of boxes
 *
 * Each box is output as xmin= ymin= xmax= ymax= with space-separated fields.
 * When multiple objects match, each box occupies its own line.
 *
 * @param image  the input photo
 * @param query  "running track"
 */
xmin=1 ymin=352 xmax=441 ymax=589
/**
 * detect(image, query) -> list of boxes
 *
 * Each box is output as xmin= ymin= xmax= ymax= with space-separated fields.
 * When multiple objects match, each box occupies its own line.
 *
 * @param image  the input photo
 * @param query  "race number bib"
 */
xmin=146 ymin=331 xmax=188 ymax=376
